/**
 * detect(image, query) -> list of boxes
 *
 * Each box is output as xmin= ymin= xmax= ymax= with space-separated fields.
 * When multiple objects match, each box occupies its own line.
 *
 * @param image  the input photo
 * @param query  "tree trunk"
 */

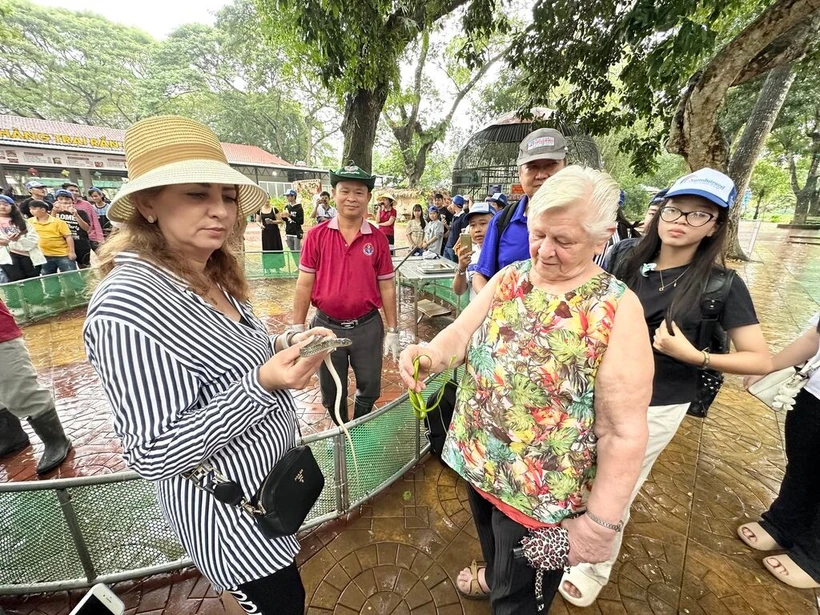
xmin=753 ymin=192 xmax=765 ymax=219
xmin=725 ymin=63 xmax=796 ymax=259
xmin=340 ymin=85 xmax=389 ymax=174
xmin=793 ymin=194 xmax=811 ymax=224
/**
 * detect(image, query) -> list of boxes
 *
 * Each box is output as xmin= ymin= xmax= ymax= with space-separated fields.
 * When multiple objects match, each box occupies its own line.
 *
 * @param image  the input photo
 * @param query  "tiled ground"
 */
xmin=3 ymin=222 xmax=820 ymax=614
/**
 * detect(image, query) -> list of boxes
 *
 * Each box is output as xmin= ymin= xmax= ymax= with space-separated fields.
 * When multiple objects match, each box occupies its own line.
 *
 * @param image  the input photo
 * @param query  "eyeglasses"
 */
xmin=659 ymin=206 xmax=716 ymax=227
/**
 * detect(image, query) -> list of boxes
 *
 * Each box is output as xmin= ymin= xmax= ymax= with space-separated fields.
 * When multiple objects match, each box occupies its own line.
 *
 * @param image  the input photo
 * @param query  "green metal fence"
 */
xmin=0 ymin=376 xmax=449 ymax=595
xmin=1 ymin=250 xmax=466 ymax=324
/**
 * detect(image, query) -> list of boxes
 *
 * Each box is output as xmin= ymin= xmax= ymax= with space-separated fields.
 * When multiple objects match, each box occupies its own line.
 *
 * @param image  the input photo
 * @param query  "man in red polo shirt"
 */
xmin=0 ymin=299 xmax=71 ymax=474
xmin=292 ymin=163 xmax=400 ymax=423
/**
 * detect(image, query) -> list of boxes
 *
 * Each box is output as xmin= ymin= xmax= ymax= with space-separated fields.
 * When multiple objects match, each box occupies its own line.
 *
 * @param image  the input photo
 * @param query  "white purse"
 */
xmin=748 ymin=358 xmax=820 ymax=411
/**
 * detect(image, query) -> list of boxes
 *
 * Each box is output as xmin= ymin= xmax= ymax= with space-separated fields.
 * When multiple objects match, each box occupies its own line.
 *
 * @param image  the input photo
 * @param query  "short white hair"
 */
xmin=527 ymin=165 xmax=619 ymax=243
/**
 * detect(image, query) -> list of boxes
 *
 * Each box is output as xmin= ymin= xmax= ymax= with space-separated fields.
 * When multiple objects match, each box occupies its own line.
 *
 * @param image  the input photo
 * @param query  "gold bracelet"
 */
xmin=700 ymin=349 xmax=711 ymax=370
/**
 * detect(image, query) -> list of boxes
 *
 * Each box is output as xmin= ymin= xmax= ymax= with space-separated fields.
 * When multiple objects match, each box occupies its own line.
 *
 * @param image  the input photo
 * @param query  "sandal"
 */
xmin=763 ymin=555 xmax=820 ymax=589
xmin=737 ymin=522 xmax=782 ymax=551
xmin=559 ymin=567 xmax=605 ymax=607
xmin=456 ymin=560 xmax=490 ymax=600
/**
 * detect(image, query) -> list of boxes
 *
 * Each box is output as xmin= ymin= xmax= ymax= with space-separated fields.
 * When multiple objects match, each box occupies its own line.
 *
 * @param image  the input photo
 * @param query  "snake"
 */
xmin=298 ymin=336 xmax=359 ymax=480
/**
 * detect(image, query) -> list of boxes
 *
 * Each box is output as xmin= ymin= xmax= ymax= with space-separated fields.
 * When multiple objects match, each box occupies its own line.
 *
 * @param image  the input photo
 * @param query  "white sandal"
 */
xmin=559 ymin=567 xmax=605 ymax=607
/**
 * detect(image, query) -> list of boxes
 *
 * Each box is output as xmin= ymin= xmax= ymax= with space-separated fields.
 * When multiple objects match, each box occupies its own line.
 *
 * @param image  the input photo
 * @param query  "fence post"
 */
xmin=333 ymin=433 xmax=349 ymax=515
xmin=55 ymin=489 xmax=98 ymax=584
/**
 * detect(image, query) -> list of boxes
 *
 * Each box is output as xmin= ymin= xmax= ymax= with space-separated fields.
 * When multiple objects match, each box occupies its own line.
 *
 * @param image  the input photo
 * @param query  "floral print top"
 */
xmin=441 ymin=260 xmax=626 ymax=524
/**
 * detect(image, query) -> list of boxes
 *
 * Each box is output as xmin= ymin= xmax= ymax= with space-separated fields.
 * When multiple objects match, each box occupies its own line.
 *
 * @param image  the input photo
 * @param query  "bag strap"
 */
xmin=696 ymin=268 xmax=736 ymax=351
xmin=605 ymin=237 xmax=639 ymax=278
xmin=493 ymin=200 xmax=519 ymax=272
xmin=798 ymin=354 xmax=820 ymax=378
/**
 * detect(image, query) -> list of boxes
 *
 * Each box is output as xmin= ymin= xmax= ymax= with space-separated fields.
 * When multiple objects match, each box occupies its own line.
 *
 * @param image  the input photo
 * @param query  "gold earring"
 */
xmin=147 ymin=215 xmax=155 ymax=223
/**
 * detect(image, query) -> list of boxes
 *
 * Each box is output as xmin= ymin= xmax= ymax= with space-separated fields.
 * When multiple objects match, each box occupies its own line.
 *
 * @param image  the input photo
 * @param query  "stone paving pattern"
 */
xmin=3 ymin=222 xmax=820 ymax=614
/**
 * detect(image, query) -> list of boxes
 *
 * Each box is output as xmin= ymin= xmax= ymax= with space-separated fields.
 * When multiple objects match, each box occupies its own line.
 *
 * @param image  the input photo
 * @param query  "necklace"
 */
xmin=658 ymin=266 xmax=690 ymax=292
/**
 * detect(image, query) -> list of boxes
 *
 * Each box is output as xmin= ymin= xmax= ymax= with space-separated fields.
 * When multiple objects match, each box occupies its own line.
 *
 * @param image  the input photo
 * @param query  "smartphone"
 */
xmin=69 ymin=584 xmax=125 ymax=615
xmin=459 ymin=231 xmax=472 ymax=250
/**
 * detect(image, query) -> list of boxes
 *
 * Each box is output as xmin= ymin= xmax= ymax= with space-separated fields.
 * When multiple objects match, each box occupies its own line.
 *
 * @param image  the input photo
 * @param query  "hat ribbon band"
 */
xmin=127 ymin=143 xmax=227 ymax=178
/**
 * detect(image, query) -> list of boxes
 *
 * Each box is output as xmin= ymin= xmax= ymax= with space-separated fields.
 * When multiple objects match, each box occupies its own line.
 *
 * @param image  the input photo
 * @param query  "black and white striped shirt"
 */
xmin=83 ymin=252 xmax=300 ymax=591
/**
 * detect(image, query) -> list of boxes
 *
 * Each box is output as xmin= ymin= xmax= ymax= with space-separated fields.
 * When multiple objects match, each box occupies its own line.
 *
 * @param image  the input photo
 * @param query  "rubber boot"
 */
xmin=28 ymin=409 xmax=71 ymax=474
xmin=0 ymin=408 xmax=30 ymax=457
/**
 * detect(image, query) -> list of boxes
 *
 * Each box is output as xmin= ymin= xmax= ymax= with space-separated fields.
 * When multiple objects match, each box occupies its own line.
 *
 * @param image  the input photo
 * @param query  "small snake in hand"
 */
xmin=299 ymin=336 xmax=359 ymax=479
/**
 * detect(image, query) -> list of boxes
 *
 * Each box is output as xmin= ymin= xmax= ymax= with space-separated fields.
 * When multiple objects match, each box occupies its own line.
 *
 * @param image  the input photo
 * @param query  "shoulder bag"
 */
xmin=185 ymin=420 xmax=324 ymax=539
xmin=748 ymin=357 xmax=820 ymax=411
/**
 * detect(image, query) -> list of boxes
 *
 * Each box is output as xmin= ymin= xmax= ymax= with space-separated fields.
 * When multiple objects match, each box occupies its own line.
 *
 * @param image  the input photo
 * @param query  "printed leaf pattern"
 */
xmin=442 ymin=261 xmax=626 ymax=524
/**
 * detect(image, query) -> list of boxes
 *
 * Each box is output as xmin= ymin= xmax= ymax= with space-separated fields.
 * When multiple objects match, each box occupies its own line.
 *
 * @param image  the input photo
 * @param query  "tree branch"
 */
xmin=668 ymin=0 xmax=820 ymax=170
xmin=732 ymin=10 xmax=820 ymax=87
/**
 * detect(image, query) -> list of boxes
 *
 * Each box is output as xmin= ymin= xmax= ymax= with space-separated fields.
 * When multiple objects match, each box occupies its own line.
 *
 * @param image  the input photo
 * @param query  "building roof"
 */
xmin=0 ymin=115 xmax=295 ymax=168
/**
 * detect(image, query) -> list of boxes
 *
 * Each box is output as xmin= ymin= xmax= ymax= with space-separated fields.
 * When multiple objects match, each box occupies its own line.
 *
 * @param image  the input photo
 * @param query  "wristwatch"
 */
xmin=386 ymin=326 xmax=398 ymax=333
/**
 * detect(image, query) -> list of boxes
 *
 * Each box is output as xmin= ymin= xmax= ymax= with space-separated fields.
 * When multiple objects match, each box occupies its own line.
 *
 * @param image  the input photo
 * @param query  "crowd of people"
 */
xmin=0 ymin=181 xmax=112 ymax=301
xmin=0 ymin=115 xmax=818 ymax=615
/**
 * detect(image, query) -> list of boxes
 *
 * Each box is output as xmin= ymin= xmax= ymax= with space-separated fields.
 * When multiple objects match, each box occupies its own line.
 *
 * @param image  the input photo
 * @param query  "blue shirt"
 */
xmin=445 ymin=211 xmax=469 ymax=249
xmin=475 ymin=195 xmax=530 ymax=280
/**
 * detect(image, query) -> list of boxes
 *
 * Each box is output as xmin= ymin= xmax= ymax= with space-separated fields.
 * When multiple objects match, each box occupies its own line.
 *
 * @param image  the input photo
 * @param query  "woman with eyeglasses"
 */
xmin=559 ymin=168 xmax=772 ymax=607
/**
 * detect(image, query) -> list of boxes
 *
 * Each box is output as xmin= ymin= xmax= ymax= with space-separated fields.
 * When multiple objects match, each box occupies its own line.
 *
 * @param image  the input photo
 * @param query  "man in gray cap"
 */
xmin=472 ymin=128 xmax=567 ymax=292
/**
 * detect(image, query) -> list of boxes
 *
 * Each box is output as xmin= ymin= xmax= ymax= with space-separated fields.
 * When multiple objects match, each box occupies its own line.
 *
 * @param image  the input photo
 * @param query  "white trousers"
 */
xmin=567 ymin=402 xmax=690 ymax=585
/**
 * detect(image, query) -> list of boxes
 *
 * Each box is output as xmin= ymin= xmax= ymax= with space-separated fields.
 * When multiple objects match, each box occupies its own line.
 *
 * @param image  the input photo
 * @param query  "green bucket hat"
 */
xmin=329 ymin=162 xmax=376 ymax=191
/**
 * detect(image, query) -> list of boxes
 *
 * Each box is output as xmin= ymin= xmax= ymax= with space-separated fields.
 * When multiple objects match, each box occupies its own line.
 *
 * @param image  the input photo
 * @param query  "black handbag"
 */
xmin=187 ymin=438 xmax=325 ymax=539
xmin=687 ymin=270 xmax=735 ymax=418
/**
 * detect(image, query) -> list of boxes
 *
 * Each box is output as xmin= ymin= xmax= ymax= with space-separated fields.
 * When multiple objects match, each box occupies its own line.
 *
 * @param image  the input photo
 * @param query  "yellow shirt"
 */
xmin=29 ymin=216 xmax=71 ymax=257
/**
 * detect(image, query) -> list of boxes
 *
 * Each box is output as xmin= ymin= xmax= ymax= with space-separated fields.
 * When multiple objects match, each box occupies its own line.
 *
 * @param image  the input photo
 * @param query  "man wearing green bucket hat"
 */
xmin=291 ymin=163 xmax=400 ymax=424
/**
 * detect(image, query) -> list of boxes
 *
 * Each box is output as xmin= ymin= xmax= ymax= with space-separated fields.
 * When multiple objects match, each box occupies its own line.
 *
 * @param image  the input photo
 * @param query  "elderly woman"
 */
xmin=83 ymin=116 xmax=333 ymax=615
xmin=399 ymin=165 xmax=653 ymax=613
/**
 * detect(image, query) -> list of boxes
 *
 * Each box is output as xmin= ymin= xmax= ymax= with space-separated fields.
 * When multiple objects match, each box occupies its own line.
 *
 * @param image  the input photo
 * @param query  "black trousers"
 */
xmin=1 ymin=252 xmax=40 ymax=282
xmin=760 ymin=389 xmax=820 ymax=582
xmin=1 ymin=253 xmax=43 ymax=306
xmin=75 ymin=240 xmax=91 ymax=269
xmin=467 ymin=486 xmax=562 ymax=614
xmin=312 ymin=310 xmax=384 ymax=424
xmin=227 ymin=563 xmax=305 ymax=615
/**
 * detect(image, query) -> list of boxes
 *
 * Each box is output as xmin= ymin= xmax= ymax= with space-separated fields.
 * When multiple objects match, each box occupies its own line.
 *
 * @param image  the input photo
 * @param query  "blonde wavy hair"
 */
xmin=96 ymin=187 xmax=249 ymax=302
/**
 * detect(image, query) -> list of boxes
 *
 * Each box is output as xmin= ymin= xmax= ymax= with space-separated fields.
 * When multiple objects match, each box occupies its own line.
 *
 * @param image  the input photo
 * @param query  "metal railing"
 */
xmin=0 ymin=378 xmax=450 ymax=595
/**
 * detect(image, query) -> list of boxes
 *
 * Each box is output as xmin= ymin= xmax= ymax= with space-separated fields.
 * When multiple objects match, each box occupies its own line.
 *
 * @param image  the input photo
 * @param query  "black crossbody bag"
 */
xmin=687 ymin=269 xmax=735 ymax=418
xmin=607 ymin=240 xmax=735 ymax=418
xmin=185 ymin=420 xmax=324 ymax=539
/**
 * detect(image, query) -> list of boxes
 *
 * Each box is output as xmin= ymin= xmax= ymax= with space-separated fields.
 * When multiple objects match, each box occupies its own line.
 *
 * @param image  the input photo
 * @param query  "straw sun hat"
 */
xmin=108 ymin=115 xmax=269 ymax=223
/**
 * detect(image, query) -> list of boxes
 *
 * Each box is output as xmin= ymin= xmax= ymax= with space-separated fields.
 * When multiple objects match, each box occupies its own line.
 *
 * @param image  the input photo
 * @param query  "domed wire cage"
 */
xmin=451 ymin=108 xmax=602 ymax=202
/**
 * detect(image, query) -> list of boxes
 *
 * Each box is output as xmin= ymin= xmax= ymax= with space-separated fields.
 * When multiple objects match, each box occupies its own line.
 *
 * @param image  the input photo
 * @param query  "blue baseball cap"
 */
xmin=649 ymin=188 xmax=669 ymax=205
xmin=89 ymin=187 xmax=103 ymax=195
xmin=486 ymin=192 xmax=508 ymax=207
xmin=54 ymin=189 xmax=74 ymax=199
xmin=428 ymin=205 xmax=439 ymax=213
xmin=0 ymin=194 xmax=14 ymax=205
xmin=452 ymin=195 xmax=465 ymax=207
xmin=284 ymin=189 xmax=297 ymax=197
xmin=665 ymin=169 xmax=736 ymax=208
xmin=25 ymin=181 xmax=46 ymax=190
xmin=466 ymin=202 xmax=493 ymax=219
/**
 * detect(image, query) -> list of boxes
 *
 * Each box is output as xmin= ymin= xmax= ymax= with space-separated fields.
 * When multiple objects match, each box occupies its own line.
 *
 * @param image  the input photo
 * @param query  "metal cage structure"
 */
xmin=451 ymin=109 xmax=602 ymax=202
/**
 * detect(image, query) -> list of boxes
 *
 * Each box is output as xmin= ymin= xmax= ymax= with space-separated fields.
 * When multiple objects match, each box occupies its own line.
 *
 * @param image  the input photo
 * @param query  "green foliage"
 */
xmin=505 ymin=0 xmax=770 ymax=173
xmin=138 ymin=21 xmax=311 ymax=162
xmin=0 ymin=0 xmax=154 ymax=126
xmin=0 ymin=0 xmax=340 ymax=164
xmin=597 ymin=130 xmax=688 ymax=219
xmin=746 ymin=157 xmax=794 ymax=217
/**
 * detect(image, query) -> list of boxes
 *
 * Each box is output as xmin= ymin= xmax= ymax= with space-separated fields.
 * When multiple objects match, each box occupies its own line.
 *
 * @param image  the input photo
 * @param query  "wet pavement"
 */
xmin=3 ymin=222 xmax=820 ymax=614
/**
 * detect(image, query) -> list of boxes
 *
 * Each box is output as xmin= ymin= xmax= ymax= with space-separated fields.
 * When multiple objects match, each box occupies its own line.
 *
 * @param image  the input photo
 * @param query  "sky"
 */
xmin=30 ymin=0 xmax=228 ymax=39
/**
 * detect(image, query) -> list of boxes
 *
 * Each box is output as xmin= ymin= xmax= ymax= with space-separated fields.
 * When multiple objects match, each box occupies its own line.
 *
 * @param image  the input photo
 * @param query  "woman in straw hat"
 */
xmin=83 ymin=115 xmax=333 ymax=615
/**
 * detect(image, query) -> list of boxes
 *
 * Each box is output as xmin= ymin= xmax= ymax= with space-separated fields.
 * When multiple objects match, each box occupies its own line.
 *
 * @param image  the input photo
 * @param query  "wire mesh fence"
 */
xmin=0 ymin=378 xmax=448 ymax=595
